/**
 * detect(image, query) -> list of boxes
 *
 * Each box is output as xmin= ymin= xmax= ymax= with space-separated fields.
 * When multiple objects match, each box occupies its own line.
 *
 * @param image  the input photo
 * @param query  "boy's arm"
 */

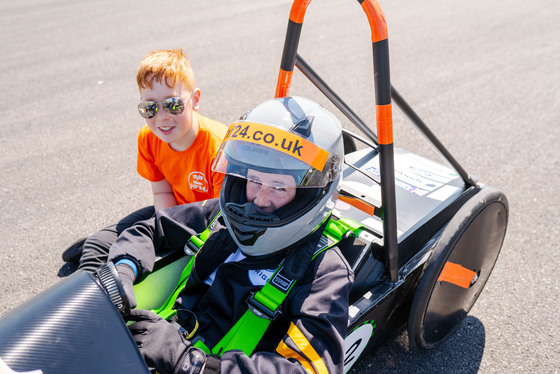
xmin=151 ymin=179 xmax=178 ymax=210
xmin=108 ymin=199 xmax=221 ymax=277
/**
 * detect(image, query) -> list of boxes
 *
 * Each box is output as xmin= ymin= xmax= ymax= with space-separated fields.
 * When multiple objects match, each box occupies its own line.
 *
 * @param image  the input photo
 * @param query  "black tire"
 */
xmin=408 ymin=186 xmax=508 ymax=350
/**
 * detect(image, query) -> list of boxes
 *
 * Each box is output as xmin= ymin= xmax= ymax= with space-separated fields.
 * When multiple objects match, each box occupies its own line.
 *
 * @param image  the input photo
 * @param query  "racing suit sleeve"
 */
xmin=218 ymin=248 xmax=354 ymax=374
xmin=108 ymin=199 xmax=220 ymax=278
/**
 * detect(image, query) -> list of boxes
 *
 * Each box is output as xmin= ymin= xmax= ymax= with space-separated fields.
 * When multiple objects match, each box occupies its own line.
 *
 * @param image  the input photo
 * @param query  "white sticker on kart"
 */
xmin=427 ymin=184 xmax=460 ymax=201
xmin=344 ymin=321 xmax=375 ymax=373
xmin=340 ymin=180 xmax=382 ymax=202
xmin=364 ymin=152 xmax=459 ymax=199
xmin=403 ymin=153 xmax=459 ymax=182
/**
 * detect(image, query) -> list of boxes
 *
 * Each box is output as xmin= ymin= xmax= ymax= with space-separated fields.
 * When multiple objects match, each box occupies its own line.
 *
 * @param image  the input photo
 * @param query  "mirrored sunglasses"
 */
xmin=137 ymin=97 xmax=185 ymax=119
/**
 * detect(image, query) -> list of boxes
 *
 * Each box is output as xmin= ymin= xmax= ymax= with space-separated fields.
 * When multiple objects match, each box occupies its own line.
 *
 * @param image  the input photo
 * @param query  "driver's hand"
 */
xmin=128 ymin=309 xmax=190 ymax=373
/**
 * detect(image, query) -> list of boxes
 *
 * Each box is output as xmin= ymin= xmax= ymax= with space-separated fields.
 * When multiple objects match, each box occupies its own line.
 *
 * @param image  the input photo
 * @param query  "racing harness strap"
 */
xmin=193 ymin=216 xmax=364 ymax=356
xmin=154 ymin=212 xmax=223 ymax=320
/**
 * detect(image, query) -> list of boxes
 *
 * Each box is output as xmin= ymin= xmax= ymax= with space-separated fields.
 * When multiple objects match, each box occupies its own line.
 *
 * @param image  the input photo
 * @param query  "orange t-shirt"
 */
xmin=137 ymin=113 xmax=227 ymax=205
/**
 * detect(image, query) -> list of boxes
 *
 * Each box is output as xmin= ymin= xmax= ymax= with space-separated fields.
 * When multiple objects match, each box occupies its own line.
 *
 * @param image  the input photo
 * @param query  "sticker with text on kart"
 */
xmin=365 ymin=152 xmax=460 ymax=201
xmin=344 ymin=320 xmax=376 ymax=373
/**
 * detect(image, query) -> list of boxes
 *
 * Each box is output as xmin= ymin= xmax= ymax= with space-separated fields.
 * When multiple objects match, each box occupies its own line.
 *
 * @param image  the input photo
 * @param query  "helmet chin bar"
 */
xmin=224 ymin=202 xmax=281 ymax=225
xmin=229 ymin=219 xmax=269 ymax=246
xmin=224 ymin=201 xmax=277 ymax=247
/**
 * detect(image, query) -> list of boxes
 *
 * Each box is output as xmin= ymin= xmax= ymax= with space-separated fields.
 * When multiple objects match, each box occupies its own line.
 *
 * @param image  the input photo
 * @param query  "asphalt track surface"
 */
xmin=1 ymin=0 xmax=559 ymax=373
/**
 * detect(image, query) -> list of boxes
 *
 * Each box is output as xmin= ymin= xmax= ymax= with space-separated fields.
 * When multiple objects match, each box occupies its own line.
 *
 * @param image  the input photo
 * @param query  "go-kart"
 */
xmin=0 ymin=1 xmax=508 ymax=373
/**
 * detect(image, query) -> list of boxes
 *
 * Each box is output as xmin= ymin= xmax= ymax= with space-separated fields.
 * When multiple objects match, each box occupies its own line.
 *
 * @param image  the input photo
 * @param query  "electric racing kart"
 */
xmin=0 ymin=1 xmax=508 ymax=373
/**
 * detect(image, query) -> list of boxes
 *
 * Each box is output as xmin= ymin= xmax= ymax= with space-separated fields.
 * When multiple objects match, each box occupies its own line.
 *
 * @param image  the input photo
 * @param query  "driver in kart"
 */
xmin=107 ymin=96 xmax=354 ymax=374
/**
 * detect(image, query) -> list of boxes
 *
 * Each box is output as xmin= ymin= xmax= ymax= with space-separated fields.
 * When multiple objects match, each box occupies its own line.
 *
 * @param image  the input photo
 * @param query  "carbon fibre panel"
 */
xmin=0 ymin=271 xmax=149 ymax=374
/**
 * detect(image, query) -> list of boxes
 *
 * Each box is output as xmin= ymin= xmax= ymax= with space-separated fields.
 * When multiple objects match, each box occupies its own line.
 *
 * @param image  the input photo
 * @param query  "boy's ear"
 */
xmin=192 ymin=88 xmax=201 ymax=111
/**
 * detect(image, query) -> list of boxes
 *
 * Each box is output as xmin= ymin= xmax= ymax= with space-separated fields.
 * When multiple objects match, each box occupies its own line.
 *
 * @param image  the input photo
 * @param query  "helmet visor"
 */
xmin=212 ymin=121 xmax=332 ymax=188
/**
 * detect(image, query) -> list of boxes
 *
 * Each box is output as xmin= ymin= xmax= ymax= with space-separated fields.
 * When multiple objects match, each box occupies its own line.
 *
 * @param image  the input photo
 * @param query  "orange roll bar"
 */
xmin=360 ymin=0 xmax=388 ymax=43
xmin=275 ymin=69 xmax=293 ymax=98
xmin=275 ymin=0 xmax=399 ymax=282
xmin=290 ymin=0 xmax=312 ymax=23
xmin=376 ymin=104 xmax=393 ymax=145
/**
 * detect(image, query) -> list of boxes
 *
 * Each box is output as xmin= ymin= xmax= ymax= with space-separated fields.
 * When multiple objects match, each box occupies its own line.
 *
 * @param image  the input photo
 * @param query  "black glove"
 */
xmin=174 ymin=346 xmax=220 ymax=374
xmin=128 ymin=309 xmax=190 ymax=373
xmin=128 ymin=309 xmax=221 ymax=374
xmin=116 ymin=263 xmax=137 ymax=309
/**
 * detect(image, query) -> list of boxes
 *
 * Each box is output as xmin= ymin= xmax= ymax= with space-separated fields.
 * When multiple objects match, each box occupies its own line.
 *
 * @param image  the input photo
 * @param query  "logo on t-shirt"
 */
xmin=188 ymin=171 xmax=209 ymax=193
xmin=249 ymin=268 xmax=275 ymax=286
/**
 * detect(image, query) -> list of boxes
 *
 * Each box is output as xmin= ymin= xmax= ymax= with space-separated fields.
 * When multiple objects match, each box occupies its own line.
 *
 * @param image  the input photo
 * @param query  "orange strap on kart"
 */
xmin=438 ymin=262 xmax=478 ymax=289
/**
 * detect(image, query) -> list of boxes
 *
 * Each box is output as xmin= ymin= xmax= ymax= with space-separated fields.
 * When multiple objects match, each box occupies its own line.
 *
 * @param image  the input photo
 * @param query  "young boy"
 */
xmin=63 ymin=49 xmax=226 ymax=273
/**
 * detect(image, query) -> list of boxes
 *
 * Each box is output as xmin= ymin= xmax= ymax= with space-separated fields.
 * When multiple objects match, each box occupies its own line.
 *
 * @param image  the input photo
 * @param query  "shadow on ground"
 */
xmin=349 ymin=316 xmax=485 ymax=373
xmin=58 ymin=262 xmax=78 ymax=277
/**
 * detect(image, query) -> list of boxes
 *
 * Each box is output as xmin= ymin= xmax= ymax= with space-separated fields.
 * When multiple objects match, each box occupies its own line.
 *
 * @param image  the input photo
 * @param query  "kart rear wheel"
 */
xmin=407 ymin=187 xmax=508 ymax=350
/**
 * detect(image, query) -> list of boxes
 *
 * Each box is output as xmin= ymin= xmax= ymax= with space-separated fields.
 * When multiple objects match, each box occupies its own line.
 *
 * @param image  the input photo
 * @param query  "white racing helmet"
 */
xmin=212 ymin=96 xmax=344 ymax=256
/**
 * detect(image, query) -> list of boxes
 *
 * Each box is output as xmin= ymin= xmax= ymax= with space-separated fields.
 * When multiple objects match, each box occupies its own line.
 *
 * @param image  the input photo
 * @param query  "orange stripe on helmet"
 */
xmin=438 ymin=262 xmax=477 ymax=289
xmin=289 ymin=0 xmax=312 ymax=24
xmin=376 ymin=104 xmax=393 ymax=145
xmin=361 ymin=0 xmax=388 ymax=43
xmin=223 ymin=121 xmax=329 ymax=171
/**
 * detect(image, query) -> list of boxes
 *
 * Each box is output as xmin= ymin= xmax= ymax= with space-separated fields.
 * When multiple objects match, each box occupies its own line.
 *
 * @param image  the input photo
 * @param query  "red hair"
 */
xmin=136 ymin=49 xmax=196 ymax=91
